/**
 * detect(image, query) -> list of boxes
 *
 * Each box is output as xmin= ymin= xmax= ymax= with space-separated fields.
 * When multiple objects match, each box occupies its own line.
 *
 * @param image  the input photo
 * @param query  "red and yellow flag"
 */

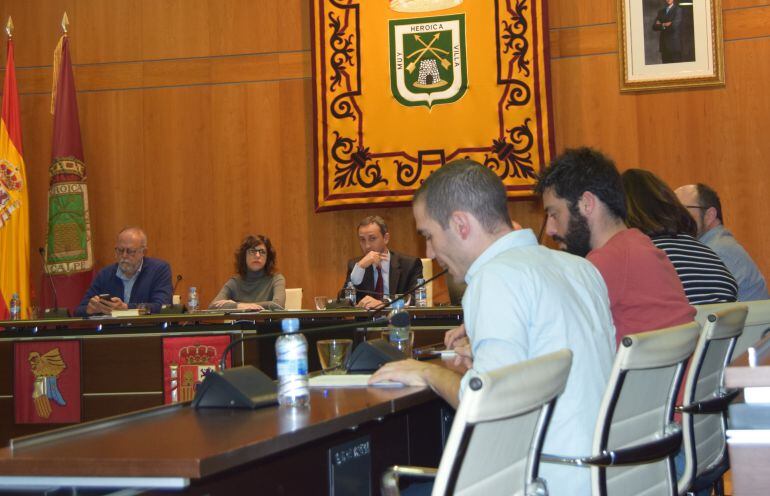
xmin=0 ymin=30 xmax=31 ymax=319
xmin=43 ymin=32 xmax=94 ymax=311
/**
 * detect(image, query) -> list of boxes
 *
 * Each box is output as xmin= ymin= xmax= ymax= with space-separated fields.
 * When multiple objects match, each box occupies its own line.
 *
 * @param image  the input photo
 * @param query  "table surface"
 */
xmin=0 ymin=307 xmax=464 ymax=334
xmin=725 ymin=333 xmax=770 ymax=388
xmin=0 ymin=382 xmax=435 ymax=479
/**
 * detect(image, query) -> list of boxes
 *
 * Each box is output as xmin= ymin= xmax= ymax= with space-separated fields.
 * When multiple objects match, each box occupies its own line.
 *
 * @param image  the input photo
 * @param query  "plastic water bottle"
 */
xmin=276 ymin=318 xmax=310 ymax=407
xmin=344 ymin=281 xmax=356 ymax=306
xmin=414 ymin=278 xmax=428 ymax=308
xmin=187 ymin=287 xmax=199 ymax=313
xmin=388 ymin=300 xmax=412 ymax=357
xmin=9 ymin=293 xmax=21 ymax=320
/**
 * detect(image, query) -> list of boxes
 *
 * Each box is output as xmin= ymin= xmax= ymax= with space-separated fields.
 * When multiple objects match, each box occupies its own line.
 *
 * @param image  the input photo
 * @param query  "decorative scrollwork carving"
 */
xmin=328 ymin=12 xmax=356 ymax=92
xmin=500 ymin=0 xmax=530 ymax=77
xmin=332 ymin=135 xmax=388 ymax=190
xmin=505 ymin=79 xmax=531 ymax=108
xmin=395 ymin=159 xmax=423 ymax=187
xmin=331 ymin=93 xmax=357 ymax=120
xmin=484 ymin=119 xmax=535 ymax=180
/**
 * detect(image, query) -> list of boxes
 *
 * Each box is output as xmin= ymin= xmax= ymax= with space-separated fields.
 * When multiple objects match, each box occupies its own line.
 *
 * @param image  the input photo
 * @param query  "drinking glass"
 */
xmin=316 ymin=339 xmax=353 ymax=374
xmin=314 ymin=296 xmax=330 ymax=310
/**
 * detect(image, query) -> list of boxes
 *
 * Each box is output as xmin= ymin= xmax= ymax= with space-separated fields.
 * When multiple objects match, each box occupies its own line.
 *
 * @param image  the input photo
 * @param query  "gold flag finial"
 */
xmin=61 ymin=12 xmax=69 ymax=34
xmin=5 ymin=16 xmax=13 ymax=38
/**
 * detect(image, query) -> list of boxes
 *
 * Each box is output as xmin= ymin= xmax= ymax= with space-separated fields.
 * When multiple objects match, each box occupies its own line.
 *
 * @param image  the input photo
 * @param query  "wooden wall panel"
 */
xmin=0 ymin=0 xmax=769 ymax=310
xmin=547 ymin=0 xmax=615 ymax=29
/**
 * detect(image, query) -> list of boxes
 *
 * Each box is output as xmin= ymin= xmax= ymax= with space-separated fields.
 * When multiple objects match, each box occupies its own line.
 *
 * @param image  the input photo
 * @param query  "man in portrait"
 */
xmin=653 ymin=0 xmax=683 ymax=63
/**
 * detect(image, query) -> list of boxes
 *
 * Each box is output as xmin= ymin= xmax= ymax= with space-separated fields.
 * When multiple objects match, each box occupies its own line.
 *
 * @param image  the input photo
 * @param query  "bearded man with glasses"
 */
xmin=75 ymin=227 xmax=172 ymax=316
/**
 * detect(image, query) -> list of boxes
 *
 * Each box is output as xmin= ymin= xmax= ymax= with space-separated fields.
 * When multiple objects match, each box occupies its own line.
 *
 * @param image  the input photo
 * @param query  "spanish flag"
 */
xmin=0 ymin=29 xmax=31 ymax=320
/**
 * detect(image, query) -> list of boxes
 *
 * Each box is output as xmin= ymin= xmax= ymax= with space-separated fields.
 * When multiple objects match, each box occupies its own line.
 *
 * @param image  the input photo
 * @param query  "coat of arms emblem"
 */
xmin=28 ymin=348 xmax=67 ymax=419
xmin=389 ymin=14 xmax=468 ymax=109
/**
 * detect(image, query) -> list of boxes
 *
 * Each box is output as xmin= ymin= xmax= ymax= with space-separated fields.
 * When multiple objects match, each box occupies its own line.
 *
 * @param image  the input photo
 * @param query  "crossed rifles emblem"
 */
xmin=406 ymin=32 xmax=451 ymax=74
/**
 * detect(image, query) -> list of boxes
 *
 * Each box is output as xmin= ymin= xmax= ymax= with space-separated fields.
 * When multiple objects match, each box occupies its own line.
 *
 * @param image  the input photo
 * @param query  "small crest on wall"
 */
xmin=389 ymin=15 xmax=467 ymax=109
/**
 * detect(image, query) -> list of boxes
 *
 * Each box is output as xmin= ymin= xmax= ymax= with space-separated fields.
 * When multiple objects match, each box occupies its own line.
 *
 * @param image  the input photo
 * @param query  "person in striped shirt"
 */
xmin=622 ymin=169 xmax=738 ymax=305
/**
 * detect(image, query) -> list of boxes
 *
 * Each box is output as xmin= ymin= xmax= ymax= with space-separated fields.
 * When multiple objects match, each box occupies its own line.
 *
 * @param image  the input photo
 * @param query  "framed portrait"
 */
xmin=617 ymin=0 xmax=725 ymax=91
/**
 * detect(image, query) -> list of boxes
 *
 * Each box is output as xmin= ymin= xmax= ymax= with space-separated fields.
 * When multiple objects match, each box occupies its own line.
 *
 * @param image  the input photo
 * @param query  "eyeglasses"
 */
xmin=115 ymin=247 xmax=143 ymax=256
xmin=683 ymin=205 xmax=707 ymax=210
xmin=247 ymin=248 xmax=267 ymax=257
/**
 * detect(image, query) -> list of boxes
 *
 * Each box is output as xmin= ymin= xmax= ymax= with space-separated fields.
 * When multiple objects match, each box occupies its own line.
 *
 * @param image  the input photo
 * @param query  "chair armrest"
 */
xmin=676 ymin=389 xmax=740 ymax=414
xmin=542 ymin=424 xmax=682 ymax=468
xmin=381 ymin=466 xmax=438 ymax=496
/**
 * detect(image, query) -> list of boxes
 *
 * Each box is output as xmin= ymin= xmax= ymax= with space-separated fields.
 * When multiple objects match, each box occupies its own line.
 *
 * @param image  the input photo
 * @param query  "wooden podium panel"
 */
xmin=0 ymin=309 xmax=462 ymax=447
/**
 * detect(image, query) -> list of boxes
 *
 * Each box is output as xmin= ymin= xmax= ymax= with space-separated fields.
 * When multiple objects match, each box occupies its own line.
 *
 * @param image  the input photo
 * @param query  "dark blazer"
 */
xmin=341 ymin=251 xmax=423 ymax=302
xmin=75 ymin=257 xmax=173 ymax=316
xmin=652 ymin=4 xmax=682 ymax=63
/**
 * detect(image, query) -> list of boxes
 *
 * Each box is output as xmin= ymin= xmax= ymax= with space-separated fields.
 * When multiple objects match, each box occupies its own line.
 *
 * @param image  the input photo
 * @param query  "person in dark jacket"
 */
xmin=75 ymin=227 xmax=172 ymax=316
xmin=653 ymin=0 xmax=683 ymax=63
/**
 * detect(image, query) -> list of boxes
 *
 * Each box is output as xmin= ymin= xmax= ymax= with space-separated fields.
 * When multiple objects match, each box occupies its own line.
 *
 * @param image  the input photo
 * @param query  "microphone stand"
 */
xmin=195 ymin=269 xmax=450 ymax=409
xmin=366 ymin=268 xmax=449 ymax=317
xmin=38 ymin=247 xmax=68 ymax=318
xmin=219 ymin=316 xmax=388 ymax=370
xmin=218 ymin=268 xmax=448 ymax=370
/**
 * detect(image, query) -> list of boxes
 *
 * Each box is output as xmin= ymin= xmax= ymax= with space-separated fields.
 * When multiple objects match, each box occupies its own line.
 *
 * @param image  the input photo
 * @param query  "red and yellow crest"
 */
xmin=14 ymin=341 xmax=81 ymax=424
xmin=162 ymin=336 xmax=232 ymax=404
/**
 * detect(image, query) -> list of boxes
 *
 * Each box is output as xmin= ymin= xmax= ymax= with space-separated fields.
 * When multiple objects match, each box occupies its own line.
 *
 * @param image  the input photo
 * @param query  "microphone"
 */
xmin=218 ymin=315 xmax=388 ymax=370
xmin=367 ymin=268 xmax=449 ymax=317
xmin=38 ymin=247 xmax=63 ymax=316
xmin=198 ymin=274 xmax=449 ymax=409
xmin=173 ymin=274 xmax=183 ymax=292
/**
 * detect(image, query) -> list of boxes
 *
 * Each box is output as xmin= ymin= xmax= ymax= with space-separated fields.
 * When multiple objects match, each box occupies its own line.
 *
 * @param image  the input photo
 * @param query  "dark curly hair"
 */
xmin=535 ymin=147 xmax=627 ymax=221
xmin=622 ymin=169 xmax=697 ymax=237
xmin=235 ymin=234 xmax=277 ymax=278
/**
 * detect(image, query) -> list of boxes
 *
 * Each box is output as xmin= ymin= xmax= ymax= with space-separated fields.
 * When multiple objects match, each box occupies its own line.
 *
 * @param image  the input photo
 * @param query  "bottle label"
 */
xmin=277 ymin=338 xmax=308 ymax=376
xmin=277 ymin=357 xmax=308 ymax=376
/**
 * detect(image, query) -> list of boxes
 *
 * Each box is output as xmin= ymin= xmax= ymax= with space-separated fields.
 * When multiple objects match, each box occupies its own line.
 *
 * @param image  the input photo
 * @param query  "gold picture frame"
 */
xmin=617 ymin=0 xmax=725 ymax=92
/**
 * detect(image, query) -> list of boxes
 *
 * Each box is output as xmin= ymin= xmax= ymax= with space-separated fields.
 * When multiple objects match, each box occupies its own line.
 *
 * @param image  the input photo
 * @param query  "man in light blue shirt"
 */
xmin=676 ymin=183 xmax=768 ymax=301
xmin=371 ymin=160 xmax=616 ymax=495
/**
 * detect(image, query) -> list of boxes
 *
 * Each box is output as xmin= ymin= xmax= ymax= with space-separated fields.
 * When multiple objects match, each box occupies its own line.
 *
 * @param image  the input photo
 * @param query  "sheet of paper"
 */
xmin=309 ymin=374 xmax=404 ymax=388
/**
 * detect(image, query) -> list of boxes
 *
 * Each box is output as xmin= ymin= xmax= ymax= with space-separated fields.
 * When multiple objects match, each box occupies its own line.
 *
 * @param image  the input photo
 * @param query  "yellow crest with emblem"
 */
xmin=312 ymin=0 xmax=554 ymax=210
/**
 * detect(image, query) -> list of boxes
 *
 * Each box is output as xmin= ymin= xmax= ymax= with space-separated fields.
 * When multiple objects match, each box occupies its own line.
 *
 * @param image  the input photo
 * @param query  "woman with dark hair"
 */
xmin=622 ymin=169 xmax=737 ymax=304
xmin=209 ymin=234 xmax=286 ymax=310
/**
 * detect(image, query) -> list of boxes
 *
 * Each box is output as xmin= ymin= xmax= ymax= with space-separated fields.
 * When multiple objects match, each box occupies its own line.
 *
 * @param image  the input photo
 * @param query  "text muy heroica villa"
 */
xmin=312 ymin=1 xmax=553 ymax=210
xmin=390 ymin=16 xmax=467 ymax=108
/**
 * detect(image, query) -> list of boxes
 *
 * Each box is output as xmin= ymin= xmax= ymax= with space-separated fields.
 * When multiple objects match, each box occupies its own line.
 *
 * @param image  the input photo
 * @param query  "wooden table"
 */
xmin=0 ymin=382 xmax=449 ymax=495
xmin=0 ymin=309 xmax=462 ymax=449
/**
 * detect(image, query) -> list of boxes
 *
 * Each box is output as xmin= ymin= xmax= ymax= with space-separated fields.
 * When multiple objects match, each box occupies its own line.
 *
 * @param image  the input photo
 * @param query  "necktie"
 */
xmin=375 ymin=266 xmax=384 ymax=300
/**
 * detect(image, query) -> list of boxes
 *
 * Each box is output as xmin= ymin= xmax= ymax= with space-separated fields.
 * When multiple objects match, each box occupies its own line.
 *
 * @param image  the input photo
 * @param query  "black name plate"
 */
xmin=329 ymin=435 xmax=371 ymax=496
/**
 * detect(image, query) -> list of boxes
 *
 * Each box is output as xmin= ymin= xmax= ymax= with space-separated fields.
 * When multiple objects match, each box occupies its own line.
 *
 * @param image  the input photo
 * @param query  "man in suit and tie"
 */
xmin=341 ymin=215 xmax=423 ymax=309
xmin=653 ymin=0 xmax=683 ymax=63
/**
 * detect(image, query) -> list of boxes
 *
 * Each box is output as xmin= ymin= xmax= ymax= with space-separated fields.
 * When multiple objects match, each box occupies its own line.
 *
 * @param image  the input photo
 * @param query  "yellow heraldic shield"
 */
xmin=28 ymin=348 xmax=67 ymax=419
xmin=312 ymin=0 xmax=554 ymax=210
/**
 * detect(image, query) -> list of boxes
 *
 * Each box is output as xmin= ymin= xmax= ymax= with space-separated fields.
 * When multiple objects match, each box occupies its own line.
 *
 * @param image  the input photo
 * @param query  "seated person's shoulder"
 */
xmin=145 ymin=256 xmax=171 ymax=269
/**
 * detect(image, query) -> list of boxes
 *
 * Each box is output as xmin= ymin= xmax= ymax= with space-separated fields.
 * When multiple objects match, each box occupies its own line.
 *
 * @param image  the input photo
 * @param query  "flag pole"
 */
xmin=5 ymin=16 xmax=12 ymax=38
